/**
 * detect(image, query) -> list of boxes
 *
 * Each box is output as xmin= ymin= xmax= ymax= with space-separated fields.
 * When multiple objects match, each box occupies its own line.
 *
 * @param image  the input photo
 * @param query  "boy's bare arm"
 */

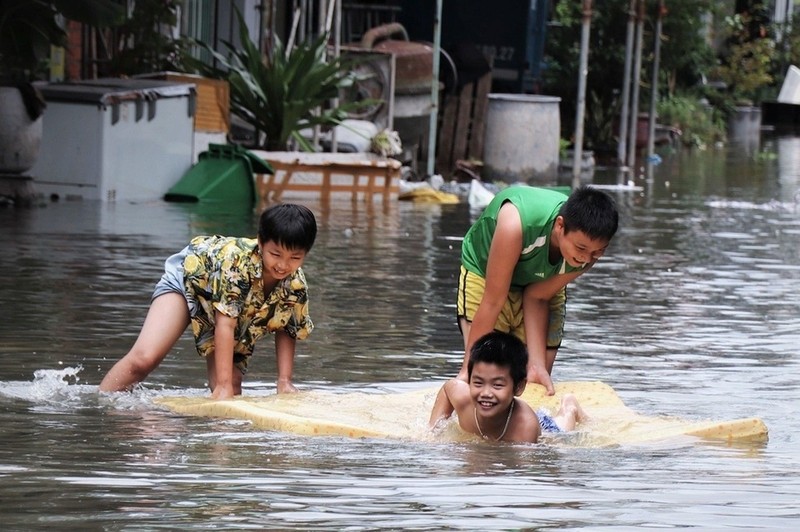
xmin=524 ymin=270 xmax=584 ymax=301
xmin=210 ymin=311 xmax=237 ymax=400
xmin=521 ymin=295 xmax=553 ymax=393
xmin=429 ymin=379 xmax=470 ymax=427
xmin=521 ymin=271 xmax=585 ymax=395
xmin=274 ymin=331 xmax=297 ymax=393
xmin=429 ymin=382 xmax=455 ymax=426
xmin=462 ymin=204 xmax=523 ymax=374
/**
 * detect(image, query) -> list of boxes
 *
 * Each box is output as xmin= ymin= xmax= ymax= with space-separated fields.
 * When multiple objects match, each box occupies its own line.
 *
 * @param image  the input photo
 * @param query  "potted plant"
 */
xmin=0 ymin=0 xmax=124 ymax=175
xmin=185 ymin=9 xmax=375 ymax=152
xmin=709 ymin=7 xmax=775 ymax=143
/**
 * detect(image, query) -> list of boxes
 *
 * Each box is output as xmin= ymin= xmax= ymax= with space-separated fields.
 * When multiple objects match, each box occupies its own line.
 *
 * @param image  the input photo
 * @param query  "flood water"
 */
xmin=1 ymin=133 xmax=799 ymax=530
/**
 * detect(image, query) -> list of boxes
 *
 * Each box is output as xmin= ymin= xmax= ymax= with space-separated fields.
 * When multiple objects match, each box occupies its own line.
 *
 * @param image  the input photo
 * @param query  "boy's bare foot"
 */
xmin=562 ymin=393 xmax=590 ymax=422
xmin=277 ymin=380 xmax=298 ymax=394
xmin=553 ymin=393 xmax=590 ymax=431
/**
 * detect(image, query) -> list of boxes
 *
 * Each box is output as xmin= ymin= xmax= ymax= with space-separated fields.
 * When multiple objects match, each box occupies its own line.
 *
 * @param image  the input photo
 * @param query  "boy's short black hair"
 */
xmin=258 ymin=203 xmax=317 ymax=252
xmin=559 ymin=185 xmax=619 ymax=242
xmin=467 ymin=331 xmax=528 ymax=387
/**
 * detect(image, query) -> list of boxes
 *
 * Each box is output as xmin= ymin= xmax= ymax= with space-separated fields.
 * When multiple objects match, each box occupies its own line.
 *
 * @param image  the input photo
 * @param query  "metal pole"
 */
xmin=626 ymin=0 xmax=645 ymax=170
xmin=617 ymin=0 xmax=636 ymax=169
xmin=329 ymin=0 xmax=341 ymax=153
xmin=646 ymin=0 xmax=665 ymax=160
xmin=426 ymin=0 xmax=443 ymax=177
xmin=310 ymin=0 xmax=327 ymax=151
xmin=571 ymin=0 xmax=593 ymax=189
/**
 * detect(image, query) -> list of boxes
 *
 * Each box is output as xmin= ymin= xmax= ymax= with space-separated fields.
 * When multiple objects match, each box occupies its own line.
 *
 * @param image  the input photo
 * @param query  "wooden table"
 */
xmin=251 ymin=151 xmax=401 ymax=203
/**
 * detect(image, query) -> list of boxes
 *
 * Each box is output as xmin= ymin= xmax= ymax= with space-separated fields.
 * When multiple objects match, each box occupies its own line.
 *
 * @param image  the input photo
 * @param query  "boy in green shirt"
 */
xmin=457 ymin=185 xmax=619 ymax=395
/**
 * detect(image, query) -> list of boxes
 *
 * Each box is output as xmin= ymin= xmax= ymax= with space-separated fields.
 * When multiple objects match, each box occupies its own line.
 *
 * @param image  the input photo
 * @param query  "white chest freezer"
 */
xmin=31 ymin=78 xmax=196 ymax=202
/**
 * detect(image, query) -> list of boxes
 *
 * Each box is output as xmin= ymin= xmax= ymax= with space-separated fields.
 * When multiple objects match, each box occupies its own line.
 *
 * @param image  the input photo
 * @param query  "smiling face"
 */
xmin=259 ymin=240 xmax=307 ymax=282
xmin=469 ymin=361 xmax=519 ymax=420
xmin=553 ymin=216 xmax=610 ymax=268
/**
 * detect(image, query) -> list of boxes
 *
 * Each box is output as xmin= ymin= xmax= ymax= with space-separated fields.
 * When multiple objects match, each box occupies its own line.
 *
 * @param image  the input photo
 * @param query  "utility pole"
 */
xmin=571 ymin=0 xmax=593 ymax=190
xmin=625 ymin=0 xmax=645 ymax=171
xmin=617 ymin=0 xmax=636 ymax=170
xmin=646 ymin=0 xmax=666 ymax=161
xmin=426 ymin=0 xmax=443 ymax=178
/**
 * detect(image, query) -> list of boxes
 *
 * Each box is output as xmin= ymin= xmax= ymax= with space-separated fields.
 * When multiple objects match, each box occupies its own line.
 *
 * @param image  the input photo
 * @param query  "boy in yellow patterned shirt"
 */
xmin=99 ymin=203 xmax=317 ymax=399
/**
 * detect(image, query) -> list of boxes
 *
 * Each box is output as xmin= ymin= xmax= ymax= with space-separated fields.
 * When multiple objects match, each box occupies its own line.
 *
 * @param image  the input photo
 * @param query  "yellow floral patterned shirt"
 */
xmin=182 ymin=235 xmax=312 ymax=367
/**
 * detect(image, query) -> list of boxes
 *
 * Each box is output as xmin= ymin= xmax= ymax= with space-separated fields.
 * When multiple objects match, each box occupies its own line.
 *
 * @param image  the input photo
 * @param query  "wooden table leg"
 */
xmin=321 ymin=169 xmax=331 ymax=203
xmin=383 ymin=169 xmax=391 ymax=203
xmin=273 ymin=166 xmax=295 ymax=202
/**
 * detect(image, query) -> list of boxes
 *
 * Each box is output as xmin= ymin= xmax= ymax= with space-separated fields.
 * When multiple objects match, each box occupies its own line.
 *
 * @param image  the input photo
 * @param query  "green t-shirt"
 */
xmin=461 ymin=186 xmax=583 ymax=290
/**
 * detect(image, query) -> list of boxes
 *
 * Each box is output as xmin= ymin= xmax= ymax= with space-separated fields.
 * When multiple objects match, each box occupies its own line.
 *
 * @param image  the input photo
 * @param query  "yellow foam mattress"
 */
xmin=155 ymin=381 xmax=768 ymax=446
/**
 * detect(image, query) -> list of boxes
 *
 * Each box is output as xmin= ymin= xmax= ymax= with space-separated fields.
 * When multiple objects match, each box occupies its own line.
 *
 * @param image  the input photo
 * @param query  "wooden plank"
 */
xmin=451 ymin=82 xmax=475 ymax=164
xmin=162 ymin=73 xmax=230 ymax=132
xmin=321 ymin=169 xmax=332 ymax=203
xmin=255 ymin=159 xmax=401 ymax=203
xmin=468 ymin=73 xmax=492 ymax=161
xmin=264 ymin=181 xmax=400 ymax=194
xmin=436 ymin=92 xmax=459 ymax=172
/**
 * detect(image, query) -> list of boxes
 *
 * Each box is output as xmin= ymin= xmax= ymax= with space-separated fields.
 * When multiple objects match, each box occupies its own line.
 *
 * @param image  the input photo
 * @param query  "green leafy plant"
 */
xmin=185 ymin=10 xmax=373 ymax=151
xmin=657 ymin=92 xmax=726 ymax=149
xmin=543 ymin=0 xmax=719 ymax=152
xmin=772 ymin=14 xmax=800 ymax=87
xmin=712 ymin=9 xmax=775 ymax=106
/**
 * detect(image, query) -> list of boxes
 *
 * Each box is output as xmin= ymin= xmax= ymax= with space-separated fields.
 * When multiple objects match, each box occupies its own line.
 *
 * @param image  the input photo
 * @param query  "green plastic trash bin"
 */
xmin=164 ymin=144 xmax=273 ymax=204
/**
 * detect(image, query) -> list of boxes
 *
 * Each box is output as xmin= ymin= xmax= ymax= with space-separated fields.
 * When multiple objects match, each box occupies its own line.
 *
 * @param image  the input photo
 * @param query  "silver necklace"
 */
xmin=474 ymin=399 xmax=515 ymax=441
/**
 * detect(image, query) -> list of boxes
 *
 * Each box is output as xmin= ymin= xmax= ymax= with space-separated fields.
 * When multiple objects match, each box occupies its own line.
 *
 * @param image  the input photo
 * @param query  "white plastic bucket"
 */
xmin=482 ymin=94 xmax=561 ymax=183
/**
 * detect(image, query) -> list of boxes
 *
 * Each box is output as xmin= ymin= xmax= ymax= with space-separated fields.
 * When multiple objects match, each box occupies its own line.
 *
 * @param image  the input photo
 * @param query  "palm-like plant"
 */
xmin=186 ymin=10 xmax=373 ymax=151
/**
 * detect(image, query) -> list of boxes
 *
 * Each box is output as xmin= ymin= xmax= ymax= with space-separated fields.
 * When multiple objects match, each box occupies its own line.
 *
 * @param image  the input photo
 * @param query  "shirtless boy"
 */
xmin=429 ymin=331 xmax=587 ymax=443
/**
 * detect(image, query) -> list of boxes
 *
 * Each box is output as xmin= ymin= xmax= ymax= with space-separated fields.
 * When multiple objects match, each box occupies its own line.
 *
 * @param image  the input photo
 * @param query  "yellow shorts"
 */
xmin=456 ymin=266 xmax=566 ymax=349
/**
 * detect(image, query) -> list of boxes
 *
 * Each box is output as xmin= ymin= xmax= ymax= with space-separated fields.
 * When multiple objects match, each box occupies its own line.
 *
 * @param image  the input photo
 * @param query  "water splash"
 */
xmin=0 ymin=365 xmax=207 ymax=414
xmin=0 ymin=366 xmax=88 ymax=403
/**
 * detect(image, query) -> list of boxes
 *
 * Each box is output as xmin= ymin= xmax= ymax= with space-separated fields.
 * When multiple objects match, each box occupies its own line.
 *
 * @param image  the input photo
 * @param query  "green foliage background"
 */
xmin=185 ymin=10 xmax=371 ymax=151
xmin=542 ymin=0 xmax=720 ymax=152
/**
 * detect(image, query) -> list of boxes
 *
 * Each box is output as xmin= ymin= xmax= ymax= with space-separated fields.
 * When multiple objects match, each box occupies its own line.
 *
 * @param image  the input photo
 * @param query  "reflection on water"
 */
xmin=0 ymin=134 xmax=799 ymax=529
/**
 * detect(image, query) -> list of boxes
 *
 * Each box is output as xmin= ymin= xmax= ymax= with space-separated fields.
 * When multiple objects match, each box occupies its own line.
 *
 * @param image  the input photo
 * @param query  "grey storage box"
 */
xmin=31 ymin=78 xmax=196 ymax=201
